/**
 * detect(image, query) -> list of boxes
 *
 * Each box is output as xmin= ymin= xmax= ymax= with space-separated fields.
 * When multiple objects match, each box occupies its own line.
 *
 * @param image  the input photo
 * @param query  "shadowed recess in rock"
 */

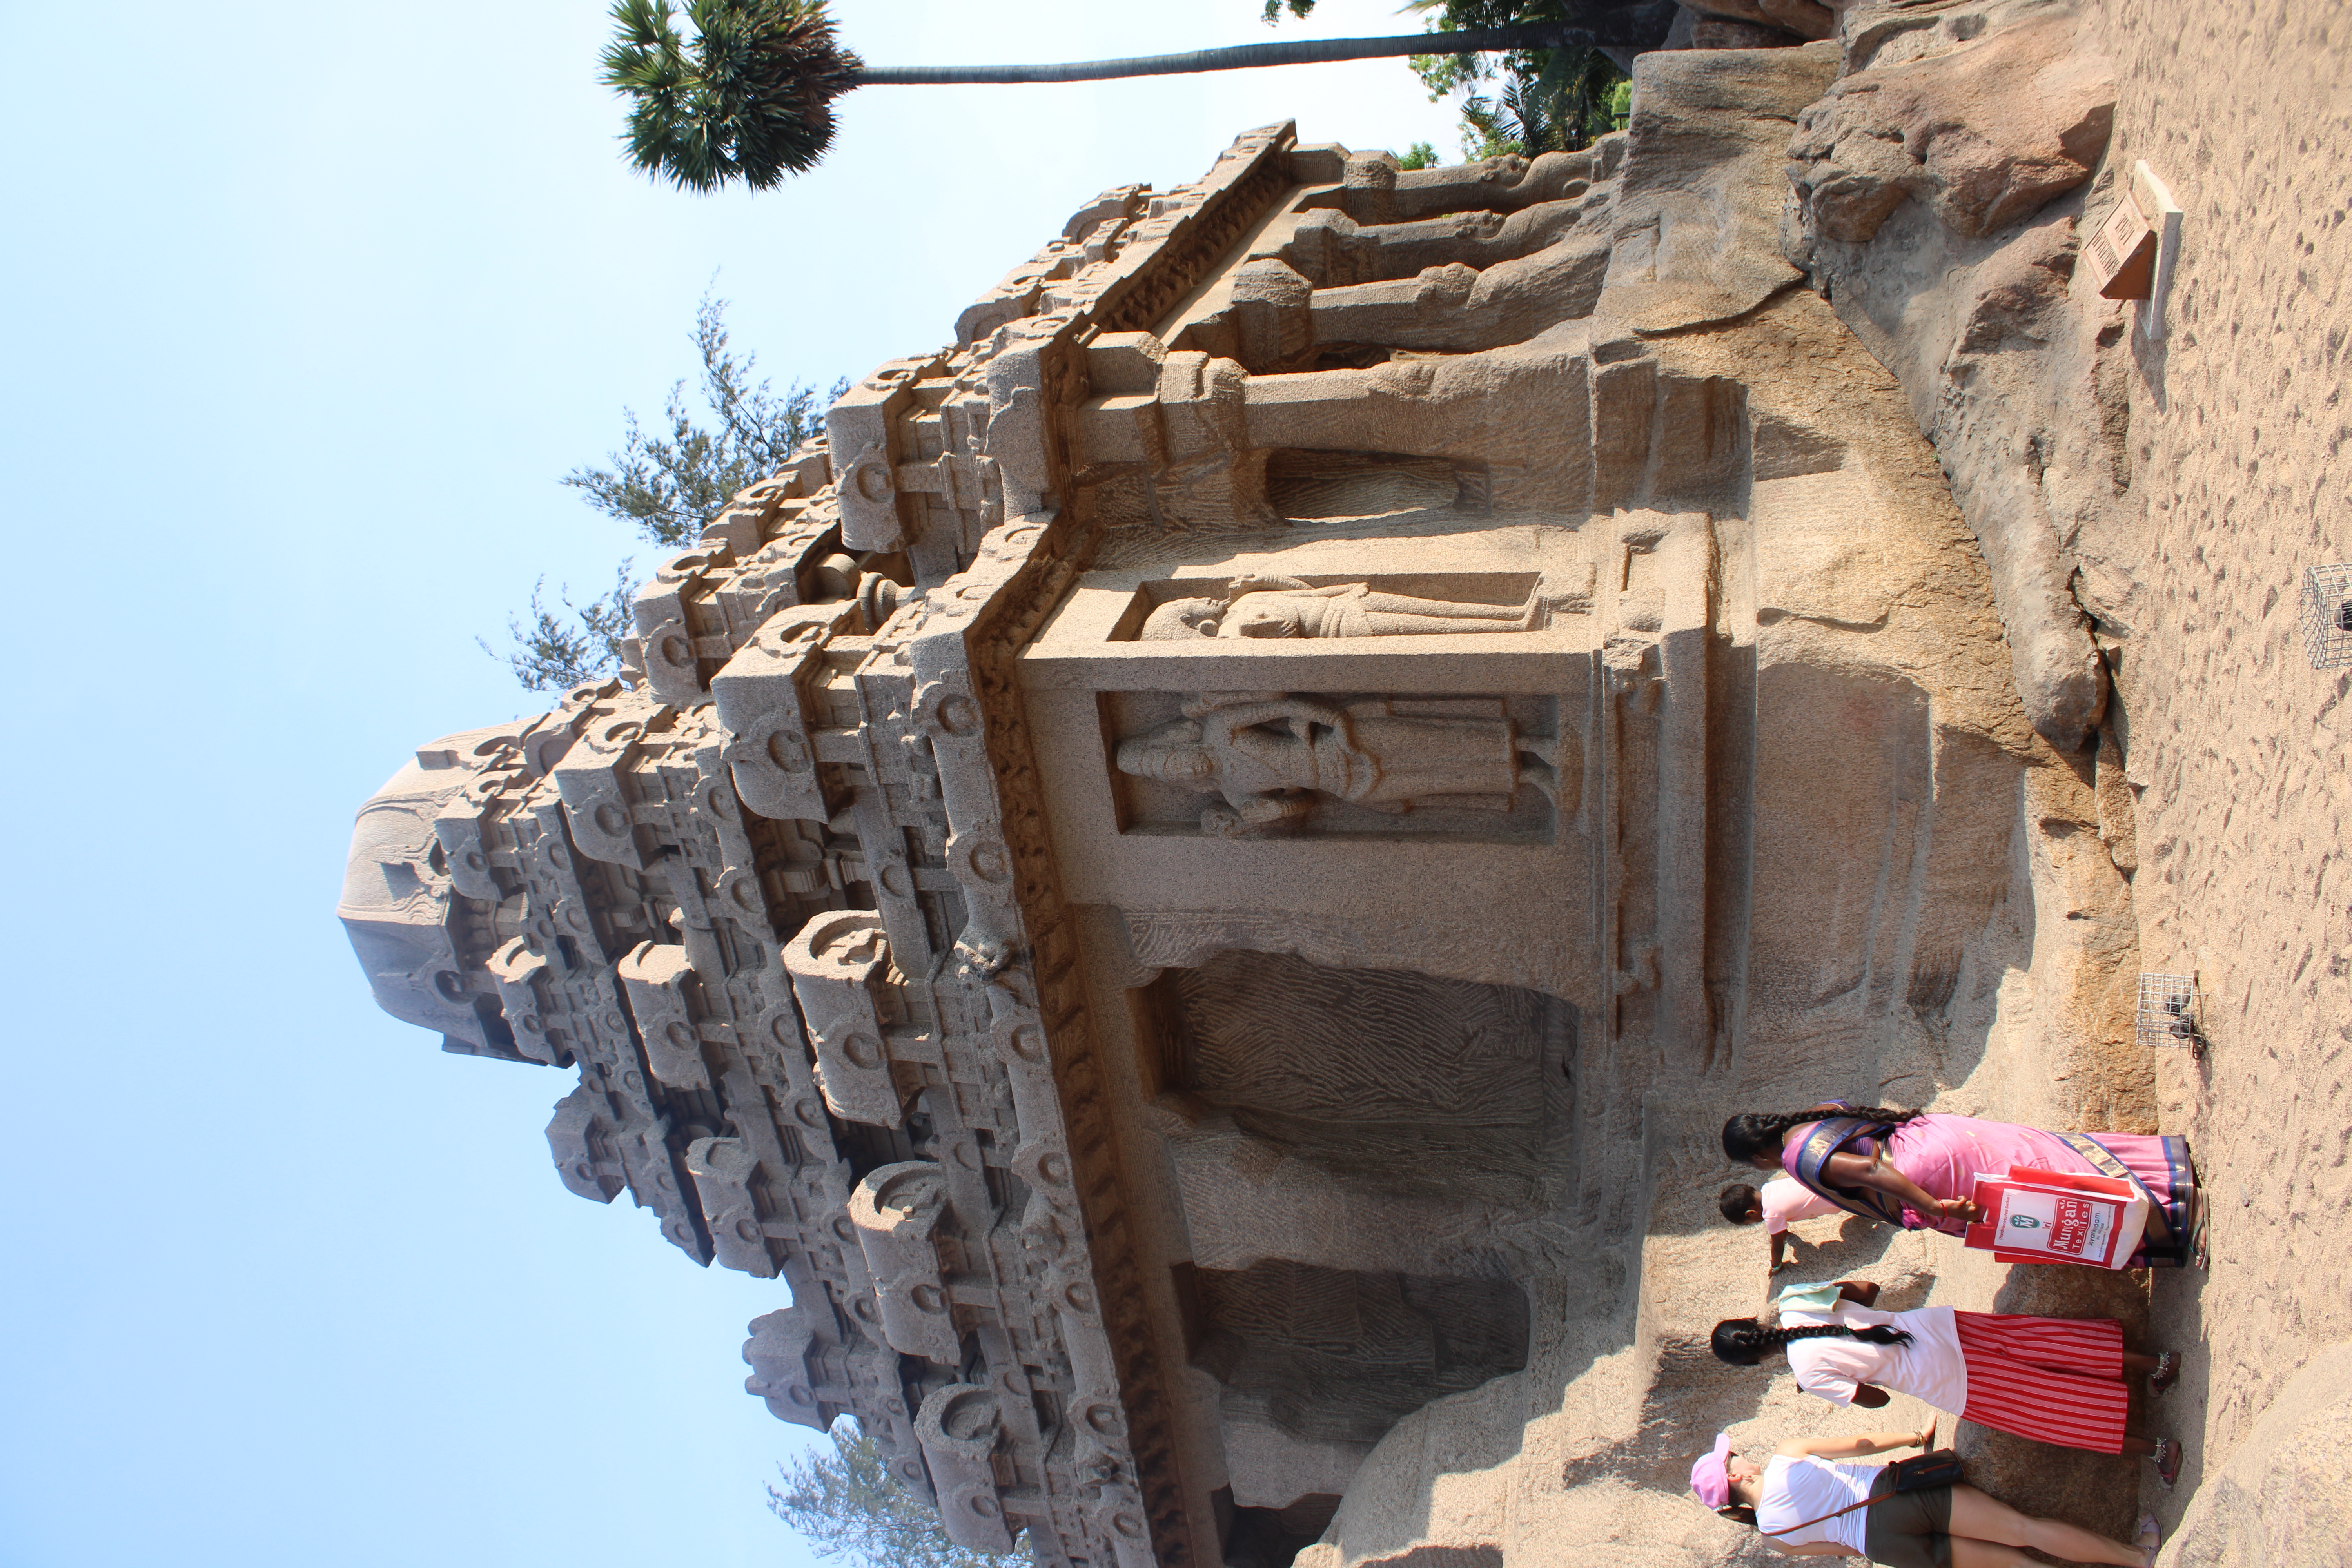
xmin=1185 ymin=1259 xmax=1530 ymax=1449
xmin=1165 ymin=949 xmax=1569 ymax=1200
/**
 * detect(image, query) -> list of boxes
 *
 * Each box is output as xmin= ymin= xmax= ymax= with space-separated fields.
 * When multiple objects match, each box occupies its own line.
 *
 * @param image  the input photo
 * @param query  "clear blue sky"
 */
xmin=0 ymin=4 xmax=1461 ymax=1566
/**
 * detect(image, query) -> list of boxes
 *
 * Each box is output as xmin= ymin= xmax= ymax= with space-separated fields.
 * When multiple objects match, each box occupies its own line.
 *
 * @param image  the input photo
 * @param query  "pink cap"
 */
xmin=1689 ymin=1432 xmax=1733 ymax=1509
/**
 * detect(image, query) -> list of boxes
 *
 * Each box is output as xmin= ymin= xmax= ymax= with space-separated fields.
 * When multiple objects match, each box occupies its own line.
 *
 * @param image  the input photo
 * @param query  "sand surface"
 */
xmin=2081 ymin=0 xmax=2352 ymax=1536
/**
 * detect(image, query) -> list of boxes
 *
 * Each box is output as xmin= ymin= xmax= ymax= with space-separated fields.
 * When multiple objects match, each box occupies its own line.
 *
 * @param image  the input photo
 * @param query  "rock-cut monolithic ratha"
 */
xmin=340 ymin=5 xmax=2334 ymax=1564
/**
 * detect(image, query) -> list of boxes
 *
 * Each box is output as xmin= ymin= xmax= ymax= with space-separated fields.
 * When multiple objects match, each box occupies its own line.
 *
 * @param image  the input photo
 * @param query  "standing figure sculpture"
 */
xmin=1117 ymin=692 xmax=1564 ymax=835
xmin=1140 ymin=575 xmax=1555 ymax=640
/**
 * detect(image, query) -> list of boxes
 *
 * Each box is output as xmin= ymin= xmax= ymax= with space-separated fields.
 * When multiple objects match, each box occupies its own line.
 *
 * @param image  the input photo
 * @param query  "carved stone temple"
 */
xmin=344 ymin=16 xmax=2177 ymax=1567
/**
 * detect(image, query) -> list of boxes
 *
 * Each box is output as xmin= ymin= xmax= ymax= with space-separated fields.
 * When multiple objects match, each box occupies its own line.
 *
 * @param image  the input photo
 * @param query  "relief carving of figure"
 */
xmin=1116 ymin=693 xmax=1563 ymax=836
xmin=1140 ymin=575 xmax=1553 ymax=641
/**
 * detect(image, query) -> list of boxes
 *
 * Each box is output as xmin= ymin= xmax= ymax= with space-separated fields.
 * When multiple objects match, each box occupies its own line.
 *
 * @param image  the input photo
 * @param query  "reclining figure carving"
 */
xmin=1116 ymin=691 xmax=1561 ymax=836
xmin=1140 ymin=575 xmax=1553 ymax=641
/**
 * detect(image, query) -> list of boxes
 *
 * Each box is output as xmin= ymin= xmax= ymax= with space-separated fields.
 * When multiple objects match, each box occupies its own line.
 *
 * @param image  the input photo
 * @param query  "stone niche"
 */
xmin=1132 ymin=947 xmax=1561 ymax=1509
xmin=1020 ymin=528 xmax=1606 ymax=1015
xmin=1182 ymin=1258 xmax=1531 ymax=1506
xmin=1153 ymin=948 xmax=1570 ymax=1207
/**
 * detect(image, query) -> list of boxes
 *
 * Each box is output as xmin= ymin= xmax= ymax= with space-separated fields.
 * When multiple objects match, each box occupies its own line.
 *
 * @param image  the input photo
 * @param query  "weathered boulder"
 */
xmin=1598 ymin=41 xmax=1842 ymax=335
xmin=1788 ymin=9 xmax=2115 ymax=242
xmin=2156 ymin=1346 xmax=2352 ymax=1568
xmin=1685 ymin=0 xmax=1836 ymax=43
xmin=1690 ymin=18 xmax=1802 ymax=49
xmin=1782 ymin=0 xmax=2127 ymax=750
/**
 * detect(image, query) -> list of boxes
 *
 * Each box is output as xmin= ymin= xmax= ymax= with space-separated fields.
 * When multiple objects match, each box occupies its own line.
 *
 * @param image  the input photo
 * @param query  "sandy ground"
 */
xmin=2083 ymin=0 xmax=2352 ymax=1537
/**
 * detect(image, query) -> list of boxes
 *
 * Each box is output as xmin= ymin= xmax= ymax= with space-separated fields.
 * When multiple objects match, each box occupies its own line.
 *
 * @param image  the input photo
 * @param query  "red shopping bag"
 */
xmin=1964 ymin=1165 xmax=2147 ymax=1269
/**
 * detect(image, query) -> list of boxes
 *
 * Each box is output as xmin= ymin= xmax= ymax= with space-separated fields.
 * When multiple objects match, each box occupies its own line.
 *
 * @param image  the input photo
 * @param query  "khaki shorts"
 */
xmin=1860 ymin=1469 xmax=1954 ymax=1568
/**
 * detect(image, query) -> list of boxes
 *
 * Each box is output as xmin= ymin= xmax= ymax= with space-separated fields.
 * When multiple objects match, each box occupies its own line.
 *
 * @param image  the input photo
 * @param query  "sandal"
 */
xmin=2137 ymin=1510 xmax=2161 ymax=1567
xmin=2151 ymin=1437 xmax=2183 ymax=1490
xmin=2149 ymin=1350 xmax=2181 ymax=1395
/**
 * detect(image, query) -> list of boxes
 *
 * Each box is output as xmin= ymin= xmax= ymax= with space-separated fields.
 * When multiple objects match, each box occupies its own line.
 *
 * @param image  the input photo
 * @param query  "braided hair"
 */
xmin=1720 ymin=1105 xmax=1920 ymax=1163
xmin=1711 ymin=1316 xmax=1914 ymax=1366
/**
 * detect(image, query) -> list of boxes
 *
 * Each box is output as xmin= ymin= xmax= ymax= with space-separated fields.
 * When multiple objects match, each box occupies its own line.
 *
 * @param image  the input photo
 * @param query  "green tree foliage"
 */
xmin=768 ymin=1421 xmax=1027 ymax=1568
xmin=606 ymin=1 xmax=1660 ymax=188
xmin=485 ymin=567 xmax=639 ymax=693
xmin=564 ymin=292 xmax=841 ymax=551
xmin=1278 ymin=0 xmax=1635 ymax=160
xmin=603 ymin=0 xmax=862 ymax=191
xmin=482 ymin=293 xmax=841 ymax=691
xmin=1397 ymin=140 xmax=1439 ymax=170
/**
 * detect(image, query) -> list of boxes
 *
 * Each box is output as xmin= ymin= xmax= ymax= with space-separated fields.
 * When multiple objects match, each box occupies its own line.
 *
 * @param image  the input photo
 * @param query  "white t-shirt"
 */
xmin=1762 ymin=1176 xmax=1839 ymax=1234
xmin=1755 ymin=1454 xmax=1875 ymax=1552
xmin=1781 ymin=1300 xmax=1969 ymax=1415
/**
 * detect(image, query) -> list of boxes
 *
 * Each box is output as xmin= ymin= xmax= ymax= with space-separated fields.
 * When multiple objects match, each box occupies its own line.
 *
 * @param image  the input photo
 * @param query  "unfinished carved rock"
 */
xmin=1786 ymin=1 xmax=2128 ymax=749
xmin=1787 ymin=8 xmax=2115 ymax=242
xmin=2153 ymin=1345 xmax=2352 ymax=1568
xmin=1686 ymin=0 xmax=1834 ymax=41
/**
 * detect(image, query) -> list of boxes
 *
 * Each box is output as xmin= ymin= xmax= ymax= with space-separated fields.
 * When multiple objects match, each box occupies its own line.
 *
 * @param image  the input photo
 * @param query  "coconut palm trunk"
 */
xmin=851 ymin=21 xmax=1665 ymax=85
xmin=604 ymin=1 xmax=1675 ymax=191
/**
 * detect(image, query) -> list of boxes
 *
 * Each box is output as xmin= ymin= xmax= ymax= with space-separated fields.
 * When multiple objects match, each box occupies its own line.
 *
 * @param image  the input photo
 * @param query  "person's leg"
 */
xmin=1946 ymin=1485 xmax=2147 ymax=1566
xmin=1945 ymin=1539 xmax=2033 ymax=1568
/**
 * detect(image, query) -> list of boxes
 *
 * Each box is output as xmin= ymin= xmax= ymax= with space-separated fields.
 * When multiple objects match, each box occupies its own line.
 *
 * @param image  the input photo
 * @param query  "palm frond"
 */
xmin=603 ymin=0 xmax=861 ymax=191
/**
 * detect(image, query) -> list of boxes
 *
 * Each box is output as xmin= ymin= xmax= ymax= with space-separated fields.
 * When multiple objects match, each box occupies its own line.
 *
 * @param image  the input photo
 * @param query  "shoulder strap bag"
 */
xmin=1760 ymin=1450 xmax=1967 ymax=1539
xmin=1788 ymin=1116 xmax=1910 ymax=1228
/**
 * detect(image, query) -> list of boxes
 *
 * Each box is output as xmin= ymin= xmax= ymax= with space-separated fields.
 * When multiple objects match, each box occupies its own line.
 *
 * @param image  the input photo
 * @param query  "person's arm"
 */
xmin=1198 ymin=695 xmax=1349 ymax=738
xmin=1774 ymin=1428 xmax=1935 ymax=1461
xmin=1180 ymin=690 xmax=1287 ymax=719
xmin=1764 ymin=1543 xmax=1862 ymax=1558
xmin=1197 ymin=704 xmax=1276 ymax=747
xmin=1201 ymin=791 xmax=1310 ymax=835
xmin=1835 ymin=1280 xmax=1880 ymax=1307
xmin=1218 ymin=574 xmax=1323 ymax=603
xmin=1819 ymin=1151 xmax=1981 ymax=1224
xmin=1769 ymin=1229 xmax=1790 ymax=1272
xmin=1849 ymin=1385 xmax=1891 ymax=1409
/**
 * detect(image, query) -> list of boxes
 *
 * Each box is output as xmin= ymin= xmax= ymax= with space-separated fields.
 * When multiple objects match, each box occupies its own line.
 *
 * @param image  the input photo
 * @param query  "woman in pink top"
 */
xmin=1722 ymin=1102 xmax=2201 ymax=1268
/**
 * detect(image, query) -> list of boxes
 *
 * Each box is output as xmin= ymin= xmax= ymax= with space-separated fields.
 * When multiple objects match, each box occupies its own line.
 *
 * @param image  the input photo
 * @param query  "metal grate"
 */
xmin=2300 ymin=564 xmax=2352 ymax=668
xmin=2136 ymin=972 xmax=2200 ymax=1051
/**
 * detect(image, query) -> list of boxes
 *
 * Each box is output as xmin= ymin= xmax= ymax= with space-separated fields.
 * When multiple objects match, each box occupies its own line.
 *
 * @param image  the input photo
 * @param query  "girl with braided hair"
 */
xmin=1722 ymin=1101 xmax=2201 ymax=1269
xmin=1712 ymin=1279 xmax=2183 ymax=1485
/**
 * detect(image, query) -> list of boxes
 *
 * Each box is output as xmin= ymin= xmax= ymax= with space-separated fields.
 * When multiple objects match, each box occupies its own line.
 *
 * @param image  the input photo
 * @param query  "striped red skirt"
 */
xmin=1953 ymin=1310 xmax=2128 ymax=1453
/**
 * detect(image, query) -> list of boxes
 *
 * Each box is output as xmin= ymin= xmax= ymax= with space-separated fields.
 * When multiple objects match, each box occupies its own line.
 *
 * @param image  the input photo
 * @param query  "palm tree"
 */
xmin=602 ymin=0 xmax=1675 ymax=191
